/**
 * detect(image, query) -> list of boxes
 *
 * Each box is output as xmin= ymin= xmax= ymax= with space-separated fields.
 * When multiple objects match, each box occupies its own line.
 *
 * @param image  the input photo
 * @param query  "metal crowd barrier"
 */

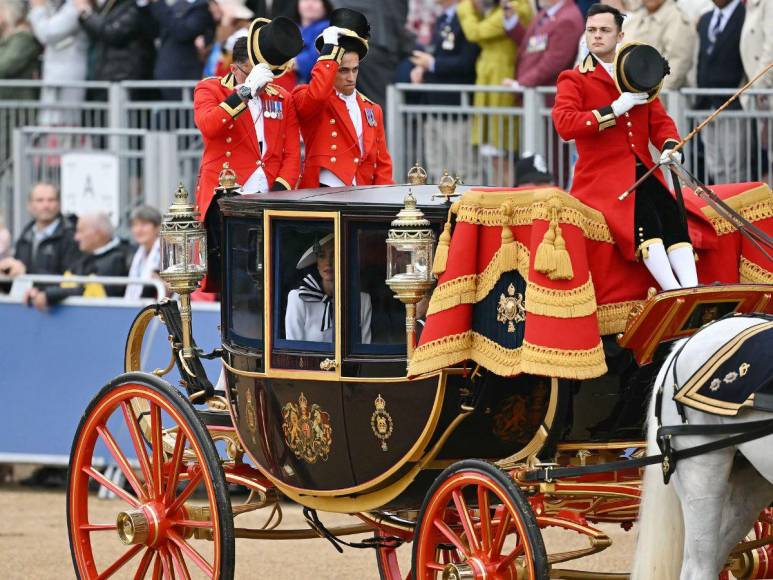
xmin=1 ymin=274 xmax=167 ymax=302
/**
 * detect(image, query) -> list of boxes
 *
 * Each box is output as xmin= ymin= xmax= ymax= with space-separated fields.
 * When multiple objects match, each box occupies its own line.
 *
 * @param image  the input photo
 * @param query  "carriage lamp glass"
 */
xmin=386 ymin=191 xmax=436 ymax=360
xmin=159 ymin=183 xmax=207 ymax=286
xmin=159 ymin=183 xmax=206 ymax=362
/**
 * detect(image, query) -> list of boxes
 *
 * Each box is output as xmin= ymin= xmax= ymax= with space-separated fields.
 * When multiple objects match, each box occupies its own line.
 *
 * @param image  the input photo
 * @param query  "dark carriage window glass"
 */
xmin=225 ymin=219 xmax=263 ymax=347
xmin=273 ymin=219 xmax=337 ymax=353
xmin=348 ymin=223 xmax=411 ymax=356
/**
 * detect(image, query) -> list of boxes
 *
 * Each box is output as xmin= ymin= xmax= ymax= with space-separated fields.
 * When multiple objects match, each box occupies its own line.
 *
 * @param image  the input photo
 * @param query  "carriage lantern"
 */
xmin=159 ymin=182 xmax=207 ymax=360
xmin=386 ymin=190 xmax=436 ymax=358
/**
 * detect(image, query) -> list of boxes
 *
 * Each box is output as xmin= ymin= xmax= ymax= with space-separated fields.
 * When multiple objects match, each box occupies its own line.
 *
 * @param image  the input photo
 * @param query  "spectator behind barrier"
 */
xmin=27 ymin=0 xmax=89 ymax=126
xmin=408 ymin=0 xmax=480 ymax=182
xmin=147 ymin=0 xmax=215 ymax=100
xmin=293 ymin=0 xmax=333 ymax=84
xmin=0 ymin=209 xmax=11 ymax=261
xmin=696 ymin=0 xmax=747 ymax=184
xmin=203 ymin=0 xmax=253 ymax=78
xmin=24 ymin=212 xmax=132 ymax=310
xmin=125 ymin=206 xmax=163 ymax=300
xmin=0 ymin=183 xmax=82 ymax=280
xmin=75 ymin=0 xmax=155 ymax=83
xmin=622 ymin=0 xmax=695 ymax=90
xmin=0 ymin=0 xmax=41 ymax=101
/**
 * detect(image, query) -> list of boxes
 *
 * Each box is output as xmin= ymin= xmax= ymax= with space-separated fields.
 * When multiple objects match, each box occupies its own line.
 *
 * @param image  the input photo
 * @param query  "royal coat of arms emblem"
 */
xmin=370 ymin=394 xmax=394 ymax=451
xmin=281 ymin=392 xmax=333 ymax=463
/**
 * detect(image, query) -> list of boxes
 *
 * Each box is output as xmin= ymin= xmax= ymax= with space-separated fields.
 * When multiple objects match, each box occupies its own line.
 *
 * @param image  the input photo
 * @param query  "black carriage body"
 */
xmin=214 ymin=185 xmax=652 ymax=511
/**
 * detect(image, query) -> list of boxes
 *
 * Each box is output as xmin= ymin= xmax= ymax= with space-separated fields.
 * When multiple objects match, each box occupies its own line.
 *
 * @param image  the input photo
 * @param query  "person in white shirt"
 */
xmin=125 ymin=206 xmax=162 ymax=300
xmin=285 ymin=233 xmax=372 ymax=343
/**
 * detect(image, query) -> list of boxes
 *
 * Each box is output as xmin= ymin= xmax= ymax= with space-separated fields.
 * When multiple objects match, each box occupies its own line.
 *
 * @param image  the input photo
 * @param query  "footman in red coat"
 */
xmin=552 ymin=4 xmax=715 ymax=290
xmin=293 ymin=8 xmax=393 ymax=189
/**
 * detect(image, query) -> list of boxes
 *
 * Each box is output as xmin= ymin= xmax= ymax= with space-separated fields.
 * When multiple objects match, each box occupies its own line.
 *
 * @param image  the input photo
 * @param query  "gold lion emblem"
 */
xmin=282 ymin=392 xmax=333 ymax=463
xmin=497 ymin=283 xmax=526 ymax=333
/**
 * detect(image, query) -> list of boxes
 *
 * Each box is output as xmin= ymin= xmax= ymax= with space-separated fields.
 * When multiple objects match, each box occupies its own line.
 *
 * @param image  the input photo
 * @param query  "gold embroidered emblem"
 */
xmin=739 ymin=362 xmax=750 ymax=377
xmin=244 ymin=388 xmax=257 ymax=433
xmin=281 ymin=392 xmax=333 ymax=463
xmin=724 ymin=371 xmax=739 ymax=384
xmin=709 ymin=378 xmax=722 ymax=391
xmin=497 ymin=283 xmax=526 ymax=333
xmin=370 ymin=394 xmax=394 ymax=452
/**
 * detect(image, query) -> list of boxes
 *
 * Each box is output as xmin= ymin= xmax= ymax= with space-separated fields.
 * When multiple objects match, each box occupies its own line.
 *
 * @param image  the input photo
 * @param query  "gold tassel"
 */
xmin=534 ymin=221 xmax=556 ymax=274
xmin=432 ymin=203 xmax=458 ymax=276
xmin=550 ymin=224 xmax=574 ymax=280
xmin=497 ymin=201 xmax=520 ymax=271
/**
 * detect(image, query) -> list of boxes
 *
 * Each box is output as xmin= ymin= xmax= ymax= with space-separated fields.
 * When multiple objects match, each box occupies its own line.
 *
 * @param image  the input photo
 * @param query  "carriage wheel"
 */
xmin=67 ymin=372 xmax=235 ymax=579
xmin=412 ymin=460 xmax=548 ymax=580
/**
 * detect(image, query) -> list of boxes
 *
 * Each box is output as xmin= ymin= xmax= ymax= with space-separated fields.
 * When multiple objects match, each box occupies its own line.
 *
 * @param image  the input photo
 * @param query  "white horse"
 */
xmin=631 ymin=314 xmax=773 ymax=580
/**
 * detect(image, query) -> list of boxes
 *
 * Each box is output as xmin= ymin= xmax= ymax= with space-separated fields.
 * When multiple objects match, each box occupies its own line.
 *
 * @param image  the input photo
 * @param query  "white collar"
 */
xmin=712 ymin=0 xmax=740 ymax=22
xmin=545 ymin=0 xmax=565 ymax=19
xmin=443 ymin=5 xmax=456 ymax=20
xmin=34 ymin=217 xmax=60 ymax=239
xmin=92 ymin=237 xmax=120 ymax=256
xmin=336 ymin=90 xmax=358 ymax=105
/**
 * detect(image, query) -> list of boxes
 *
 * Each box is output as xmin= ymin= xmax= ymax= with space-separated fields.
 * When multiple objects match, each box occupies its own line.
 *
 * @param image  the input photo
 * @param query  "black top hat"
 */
xmin=248 ymin=17 xmax=303 ymax=76
xmin=515 ymin=154 xmax=553 ymax=187
xmin=614 ymin=42 xmax=670 ymax=103
xmin=315 ymin=8 xmax=370 ymax=60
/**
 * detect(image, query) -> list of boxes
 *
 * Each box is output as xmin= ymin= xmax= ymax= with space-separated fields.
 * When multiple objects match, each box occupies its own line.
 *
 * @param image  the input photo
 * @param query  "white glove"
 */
xmin=244 ymin=63 xmax=273 ymax=97
xmin=322 ymin=25 xmax=343 ymax=46
xmin=659 ymin=148 xmax=684 ymax=165
xmin=611 ymin=92 xmax=648 ymax=117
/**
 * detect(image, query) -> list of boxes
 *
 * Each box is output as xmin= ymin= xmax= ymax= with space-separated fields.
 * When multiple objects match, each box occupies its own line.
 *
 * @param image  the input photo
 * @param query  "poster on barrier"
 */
xmin=61 ymin=152 xmax=120 ymax=226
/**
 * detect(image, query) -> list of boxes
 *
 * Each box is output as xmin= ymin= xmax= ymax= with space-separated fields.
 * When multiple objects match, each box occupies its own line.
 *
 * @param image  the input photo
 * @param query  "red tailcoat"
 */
xmin=193 ymin=72 xmax=301 ymax=217
xmin=292 ymin=45 xmax=393 ymax=189
xmin=552 ymin=54 xmax=716 ymax=260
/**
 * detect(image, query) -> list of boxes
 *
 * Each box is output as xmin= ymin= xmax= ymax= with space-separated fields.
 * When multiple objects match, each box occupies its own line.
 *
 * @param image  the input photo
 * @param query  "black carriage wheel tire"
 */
xmin=411 ymin=459 xmax=548 ymax=580
xmin=66 ymin=372 xmax=235 ymax=579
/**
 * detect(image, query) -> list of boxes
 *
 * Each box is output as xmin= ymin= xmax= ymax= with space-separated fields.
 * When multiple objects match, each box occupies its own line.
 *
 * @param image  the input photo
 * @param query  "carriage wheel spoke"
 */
xmin=150 ymin=403 xmax=164 ymax=500
xmin=477 ymin=485 xmax=492 ymax=554
xmin=432 ymin=518 xmax=467 ymax=555
xmin=166 ymin=469 xmax=203 ymax=516
xmin=133 ymin=548 xmax=154 ymax=580
xmin=164 ymin=432 xmax=187 ymax=504
xmin=168 ymin=529 xmax=215 ymax=576
xmin=151 ymin=553 xmax=162 ymax=580
xmin=426 ymin=561 xmax=445 ymax=571
xmin=452 ymin=489 xmax=480 ymax=553
xmin=159 ymin=546 xmax=174 ymax=580
xmin=172 ymin=519 xmax=214 ymax=529
xmin=121 ymin=401 xmax=154 ymax=497
xmin=496 ymin=543 xmax=525 ymax=572
xmin=169 ymin=543 xmax=192 ymax=580
xmin=83 ymin=466 xmax=140 ymax=507
xmin=96 ymin=424 xmax=146 ymax=500
xmin=96 ymin=544 xmax=144 ymax=580
xmin=491 ymin=510 xmax=512 ymax=557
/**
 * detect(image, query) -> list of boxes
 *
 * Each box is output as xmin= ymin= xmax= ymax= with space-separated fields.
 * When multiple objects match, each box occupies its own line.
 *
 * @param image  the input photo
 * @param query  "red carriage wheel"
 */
xmin=67 ymin=373 xmax=235 ymax=579
xmin=412 ymin=460 xmax=548 ymax=580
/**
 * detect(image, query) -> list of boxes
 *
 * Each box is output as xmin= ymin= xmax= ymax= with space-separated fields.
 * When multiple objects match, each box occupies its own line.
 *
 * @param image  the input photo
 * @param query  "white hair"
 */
xmin=0 ymin=0 xmax=27 ymax=28
xmin=80 ymin=212 xmax=114 ymax=238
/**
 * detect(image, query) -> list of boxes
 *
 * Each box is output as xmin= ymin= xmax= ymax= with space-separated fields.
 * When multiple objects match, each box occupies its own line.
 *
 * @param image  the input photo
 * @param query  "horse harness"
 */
xmin=525 ymin=314 xmax=773 ymax=485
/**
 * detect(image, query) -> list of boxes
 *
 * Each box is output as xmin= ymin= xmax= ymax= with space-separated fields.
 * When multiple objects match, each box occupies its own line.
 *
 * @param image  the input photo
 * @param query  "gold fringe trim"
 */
xmin=521 ymin=340 xmax=607 ymax=380
xmin=408 ymin=331 xmax=607 ymax=380
xmin=597 ymin=301 xmax=642 ymax=336
xmin=526 ymin=277 xmax=597 ymax=318
xmin=709 ymin=200 xmax=773 ymax=235
xmin=475 ymin=240 xmax=530 ymax=302
xmin=699 ymin=184 xmax=773 ymax=235
xmin=739 ymin=256 xmax=773 ymax=284
xmin=426 ymin=275 xmax=477 ymax=316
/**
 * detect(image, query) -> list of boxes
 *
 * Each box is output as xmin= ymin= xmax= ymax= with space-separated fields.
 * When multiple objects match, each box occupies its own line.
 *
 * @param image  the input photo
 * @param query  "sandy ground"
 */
xmin=0 ymin=480 xmax=636 ymax=580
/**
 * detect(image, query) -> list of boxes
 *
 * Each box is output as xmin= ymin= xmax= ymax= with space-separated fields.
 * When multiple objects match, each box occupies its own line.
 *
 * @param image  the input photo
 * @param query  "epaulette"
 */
xmin=264 ymin=84 xmax=285 ymax=98
xmin=220 ymin=72 xmax=236 ymax=90
xmin=578 ymin=53 xmax=596 ymax=74
xmin=358 ymin=91 xmax=374 ymax=104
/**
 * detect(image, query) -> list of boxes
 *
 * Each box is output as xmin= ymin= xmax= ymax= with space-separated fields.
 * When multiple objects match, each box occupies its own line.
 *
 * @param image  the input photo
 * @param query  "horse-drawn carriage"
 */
xmin=66 ymin=169 xmax=773 ymax=579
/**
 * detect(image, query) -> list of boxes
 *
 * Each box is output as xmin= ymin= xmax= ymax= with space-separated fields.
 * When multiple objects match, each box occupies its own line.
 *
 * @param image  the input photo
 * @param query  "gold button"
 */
xmin=354 ymin=157 xmax=359 ymax=163
xmin=225 ymin=151 xmax=231 ymax=157
xmin=256 ymin=160 xmax=263 ymax=167
xmin=228 ymin=124 xmax=234 ymax=129
xmin=627 ymin=122 xmax=632 ymax=127
xmin=628 ymin=132 xmax=633 ymax=137
xmin=585 ymin=120 xmax=592 ymax=126
xmin=331 ymin=156 xmax=336 ymax=163
xmin=226 ymin=137 xmax=232 ymax=143
xmin=630 ymin=144 xmax=635 ymax=148
xmin=222 ymin=118 xmax=227 ymax=124
xmin=331 ymin=131 xmax=337 ymax=138
xmin=330 ymin=119 xmax=336 ymax=125
xmin=331 ymin=144 xmax=337 ymax=151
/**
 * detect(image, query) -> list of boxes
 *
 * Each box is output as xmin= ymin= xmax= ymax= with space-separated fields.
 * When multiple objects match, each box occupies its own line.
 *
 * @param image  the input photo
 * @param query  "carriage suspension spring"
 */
xmin=302 ymin=508 xmax=405 ymax=553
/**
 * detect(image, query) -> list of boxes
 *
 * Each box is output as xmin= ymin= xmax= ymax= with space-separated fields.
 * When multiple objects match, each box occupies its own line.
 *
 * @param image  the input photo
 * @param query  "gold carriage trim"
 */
xmin=453 ymin=188 xmax=615 ymax=244
xmin=408 ymin=331 xmax=606 ymax=379
xmin=740 ymin=256 xmax=773 ymax=284
xmin=700 ymin=184 xmax=773 ymax=235
xmin=525 ymin=277 xmax=597 ymax=318
xmin=596 ymin=300 xmax=642 ymax=336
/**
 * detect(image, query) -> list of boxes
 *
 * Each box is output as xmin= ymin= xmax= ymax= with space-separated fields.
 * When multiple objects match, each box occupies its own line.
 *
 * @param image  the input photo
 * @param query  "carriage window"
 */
xmin=272 ymin=219 xmax=338 ymax=353
xmin=348 ymin=223 xmax=410 ymax=356
xmin=225 ymin=219 xmax=263 ymax=347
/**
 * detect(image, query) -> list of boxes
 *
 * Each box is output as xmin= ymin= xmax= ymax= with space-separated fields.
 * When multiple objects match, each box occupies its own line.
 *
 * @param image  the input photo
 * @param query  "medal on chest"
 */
xmin=264 ymin=99 xmax=283 ymax=120
xmin=365 ymin=108 xmax=377 ymax=127
xmin=441 ymin=25 xmax=455 ymax=51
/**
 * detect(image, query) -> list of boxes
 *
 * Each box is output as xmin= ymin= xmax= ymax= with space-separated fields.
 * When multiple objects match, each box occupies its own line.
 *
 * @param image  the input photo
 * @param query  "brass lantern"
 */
xmin=386 ymin=191 xmax=436 ymax=358
xmin=159 ymin=183 xmax=207 ymax=360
